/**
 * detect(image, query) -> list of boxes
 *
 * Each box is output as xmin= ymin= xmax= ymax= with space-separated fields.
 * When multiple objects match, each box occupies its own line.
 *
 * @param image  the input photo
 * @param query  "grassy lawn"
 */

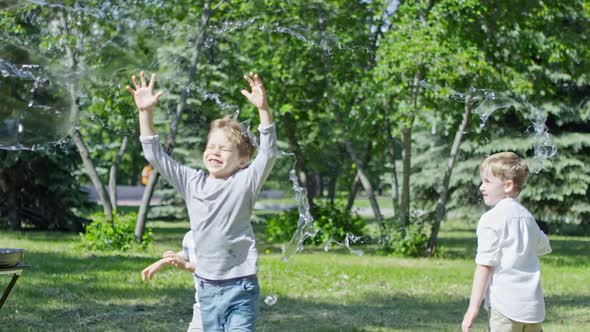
xmin=0 ymin=218 xmax=588 ymax=331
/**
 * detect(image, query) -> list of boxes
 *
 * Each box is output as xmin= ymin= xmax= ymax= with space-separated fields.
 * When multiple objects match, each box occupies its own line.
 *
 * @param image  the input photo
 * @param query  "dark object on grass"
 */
xmin=0 ymin=248 xmax=24 ymax=267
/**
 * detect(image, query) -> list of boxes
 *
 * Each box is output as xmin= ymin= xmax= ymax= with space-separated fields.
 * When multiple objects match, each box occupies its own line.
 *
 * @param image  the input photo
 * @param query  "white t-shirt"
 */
xmin=182 ymin=230 xmax=202 ymax=331
xmin=476 ymin=197 xmax=552 ymax=323
xmin=182 ymin=230 xmax=199 ymax=303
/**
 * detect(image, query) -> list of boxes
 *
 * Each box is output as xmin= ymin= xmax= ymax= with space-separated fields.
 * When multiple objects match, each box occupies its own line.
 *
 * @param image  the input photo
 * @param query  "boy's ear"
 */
xmin=504 ymin=179 xmax=515 ymax=195
xmin=239 ymin=157 xmax=249 ymax=168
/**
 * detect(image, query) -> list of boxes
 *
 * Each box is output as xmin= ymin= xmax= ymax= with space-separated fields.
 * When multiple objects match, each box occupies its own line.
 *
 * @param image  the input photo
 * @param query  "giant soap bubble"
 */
xmin=0 ymin=44 xmax=73 ymax=150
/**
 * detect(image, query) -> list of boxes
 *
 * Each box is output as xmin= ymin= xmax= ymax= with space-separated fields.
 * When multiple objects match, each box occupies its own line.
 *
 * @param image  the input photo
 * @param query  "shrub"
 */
xmin=265 ymin=199 xmax=366 ymax=245
xmin=380 ymin=223 xmax=429 ymax=257
xmin=80 ymin=211 xmax=152 ymax=251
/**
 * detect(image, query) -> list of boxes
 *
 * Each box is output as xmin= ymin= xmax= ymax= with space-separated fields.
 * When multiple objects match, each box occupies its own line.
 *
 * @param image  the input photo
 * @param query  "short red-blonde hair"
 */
xmin=480 ymin=152 xmax=529 ymax=194
xmin=207 ymin=115 xmax=257 ymax=160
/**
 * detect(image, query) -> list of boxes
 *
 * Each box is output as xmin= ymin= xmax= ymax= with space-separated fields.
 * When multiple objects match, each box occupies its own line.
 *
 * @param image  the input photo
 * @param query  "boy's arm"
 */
xmin=163 ymin=250 xmax=196 ymax=273
xmin=127 ymin=71 xmax=200 ymax=198
xmin=462 ymin=264 xmax=494 ymax=332
xmin=241 ymin=73 xmax=279 ymax=195
xmin=141 ymin=257 xmax=173 ymax=281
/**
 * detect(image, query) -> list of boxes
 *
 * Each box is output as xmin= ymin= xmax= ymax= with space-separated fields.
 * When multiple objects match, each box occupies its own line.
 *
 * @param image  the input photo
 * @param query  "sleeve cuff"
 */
xmin=475 ymin=255 xmax=498 ymax=266
xmin=140 ymin=134 xmax=159 ymax=143
xmin=258 ymin=122 xmax=275 ymax=133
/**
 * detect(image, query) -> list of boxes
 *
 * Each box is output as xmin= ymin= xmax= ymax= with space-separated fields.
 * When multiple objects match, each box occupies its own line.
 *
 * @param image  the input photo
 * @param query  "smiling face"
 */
xmin=203 ymin=129 xmax=248 ymax=179
xmin=479 ymin=167 xmax=513 ymax=206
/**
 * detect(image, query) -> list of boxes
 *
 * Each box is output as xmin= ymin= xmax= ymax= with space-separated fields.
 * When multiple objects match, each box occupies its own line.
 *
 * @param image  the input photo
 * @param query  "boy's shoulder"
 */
xmin=479 ymin=198 xmax=534 ymax=226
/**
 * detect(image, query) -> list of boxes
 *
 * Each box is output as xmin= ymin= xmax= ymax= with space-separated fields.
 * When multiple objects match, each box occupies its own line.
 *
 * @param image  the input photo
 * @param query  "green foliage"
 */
xmin=311 ymin=200 xmax=367 ymax=245
xmin=2 ymin=0 xmax=589 ymax=237
xmin=80 ymin=211 xmax=152 ymax=251
xmin=0 ymin=146 xmax=90 ymax=231
xmin=380 ymin=223 xmax=430 ymax=257
xmin=264 ymin=199 xmax=366 ymax=245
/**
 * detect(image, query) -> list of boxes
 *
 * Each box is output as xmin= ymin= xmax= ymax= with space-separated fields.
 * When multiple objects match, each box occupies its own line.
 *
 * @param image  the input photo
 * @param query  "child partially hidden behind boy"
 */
xmin=462 ymin=152 xmax=552 ymax=332
xmin=142 ymin=230 xmax=202 ymax=331
xmin=128 ymin=71 xmax=278 ymax=331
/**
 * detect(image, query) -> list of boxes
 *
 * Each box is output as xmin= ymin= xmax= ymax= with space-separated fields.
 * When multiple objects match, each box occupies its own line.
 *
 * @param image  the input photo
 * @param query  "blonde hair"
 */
xmin=480 ymin=152 xmax=529 ymax=194
xmin=207 ymin=115 xmax=257 ymax=160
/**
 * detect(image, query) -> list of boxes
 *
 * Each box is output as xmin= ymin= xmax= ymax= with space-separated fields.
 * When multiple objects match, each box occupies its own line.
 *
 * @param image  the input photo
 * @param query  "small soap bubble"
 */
xmin=264 ymin=295 xmax=278 ymax=306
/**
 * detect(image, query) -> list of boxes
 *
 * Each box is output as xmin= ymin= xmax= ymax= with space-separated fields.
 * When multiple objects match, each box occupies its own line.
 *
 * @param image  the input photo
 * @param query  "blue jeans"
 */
xmin=197 ymin=275 xmax=259 ymax=332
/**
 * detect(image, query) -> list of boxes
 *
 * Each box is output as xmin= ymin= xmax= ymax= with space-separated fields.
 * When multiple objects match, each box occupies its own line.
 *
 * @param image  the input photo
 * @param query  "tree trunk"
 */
xmin=71 ymin=128 xmax=113 ymax=219
xmin=314 ymin=173 xmax=322 ymax=197
xmin=345 ymin=140 xmax=372 ymax=212
xmin=327 ymin=143 xmax=346 ymax=204
xmin=135 ymin=1 xmax=212 ymax=242
xmin=399 ymin=125 xmax=412 ymax=228
xmin=399 ymin=0 xmax=435 ymax=228
xmin=346 ymin=174 xmax=361 ymax=213
xmin=426 ymin=92 xmax=473 ymax=255
xmin=399 ymin=72 xmax=422 ymax=227
xmin=59 ymin=10 xmax=113 ymax=219
xmin=135 ymin=170 xmax=160 ymax=241
xmin=384 ymin=119 xmax=400 ymax=220
xmin=108 ymin=135 xmax=129 ymax=213
xmin=341 ymin=138 xmax=385 ymax=238
xmin=327 ymin=174 xmax=337 ymax=204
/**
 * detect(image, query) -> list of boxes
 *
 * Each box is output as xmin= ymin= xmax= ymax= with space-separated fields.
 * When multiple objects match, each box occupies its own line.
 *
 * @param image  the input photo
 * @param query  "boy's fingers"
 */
xmin=243 ymin=74 xmax=254 ymax=87
xmin=140 ymin=71 xmax=146 ymax=87
xmin=131 ymin=75 xmax=139 ymax=89
xmin=126 ymin=86 xmax=135 ymax=96
xmin=240 ymin=90 xmax=250 ymax=98
xmin=148 ymin=73 xmax=156 ymax=89
xmin=253 ymin=73 xmax=262 ymax=85
xmin=154 ymin=90 xmax=164 ymax=102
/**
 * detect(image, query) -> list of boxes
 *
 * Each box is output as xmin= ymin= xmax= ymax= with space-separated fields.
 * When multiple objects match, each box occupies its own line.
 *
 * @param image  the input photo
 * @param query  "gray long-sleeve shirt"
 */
xmin=140 ymin=123 xmax=279 ymax=280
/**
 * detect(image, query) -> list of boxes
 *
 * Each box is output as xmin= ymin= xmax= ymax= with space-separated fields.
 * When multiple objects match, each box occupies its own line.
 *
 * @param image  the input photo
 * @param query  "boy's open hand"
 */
xmin=461 ymin=307 xmax=478 ymax=332
xmin=241 ymin=72 xmax=269 ymax=111
xmin=141 ymin=258 xmax=170 ymax=281
xmin=126 ymin=71 xmax=163 ymax=111
xmin=163 ymin=251 xmax=195 ymax=272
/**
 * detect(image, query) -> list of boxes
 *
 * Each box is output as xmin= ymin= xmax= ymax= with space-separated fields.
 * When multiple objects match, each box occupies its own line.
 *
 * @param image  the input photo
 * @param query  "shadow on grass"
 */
xmin=438 ymin=236 xmax=590 ymax=266
xmin=0 ymin=291 xmax=193 ymax=332
xmin=0 ymin=229 xmax=79 ymax=243
xmin=541 ymin=238 xmax=590 ymax=266
xmin=0 ymin=250 xmax=195 ymax=331
xmin=259 ymin=293 xmax=465 ymax=331
xmin=258 ymin=292 xmax=590 ymax=331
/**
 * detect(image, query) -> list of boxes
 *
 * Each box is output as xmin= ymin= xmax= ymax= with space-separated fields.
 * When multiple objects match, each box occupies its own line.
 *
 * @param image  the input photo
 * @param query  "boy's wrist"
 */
xmin=468 ymin=303 xmax=480 ymax=311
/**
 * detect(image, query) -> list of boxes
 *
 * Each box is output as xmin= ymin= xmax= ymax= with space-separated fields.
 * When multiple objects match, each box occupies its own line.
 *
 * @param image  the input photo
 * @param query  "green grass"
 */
xmin=0 ymin=219 xmax=588 ymax=331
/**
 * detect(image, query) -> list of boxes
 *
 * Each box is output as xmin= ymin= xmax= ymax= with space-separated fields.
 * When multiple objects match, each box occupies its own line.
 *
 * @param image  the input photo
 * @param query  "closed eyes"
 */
xmin=207 ymin=145 xmax=232 ymax=152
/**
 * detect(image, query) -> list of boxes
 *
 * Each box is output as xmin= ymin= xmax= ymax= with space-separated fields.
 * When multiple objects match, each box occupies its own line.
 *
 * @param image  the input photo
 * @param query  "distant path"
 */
xmin=82 ymin=185 xmax=161 ymax=206
xmin=82 ymin=186 xmax=395 ymax=217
